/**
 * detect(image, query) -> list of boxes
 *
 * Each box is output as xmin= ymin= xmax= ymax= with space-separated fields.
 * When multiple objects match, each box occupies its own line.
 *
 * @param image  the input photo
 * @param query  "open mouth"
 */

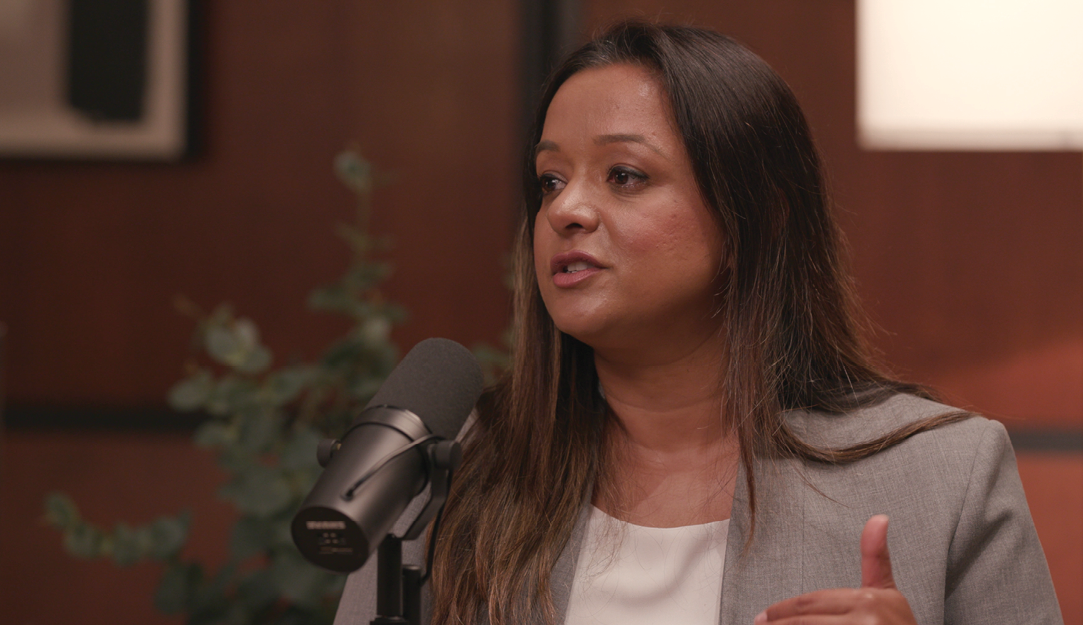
xmin=563 ymin=261 xmax=593 ymax=274
xmin=549 ymin=252 xmax=603 ymax=284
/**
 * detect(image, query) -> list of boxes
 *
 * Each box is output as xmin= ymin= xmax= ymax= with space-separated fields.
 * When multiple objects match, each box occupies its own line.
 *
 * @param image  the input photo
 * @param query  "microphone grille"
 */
xmin=365 ymin=338 xmax=483 ymax=440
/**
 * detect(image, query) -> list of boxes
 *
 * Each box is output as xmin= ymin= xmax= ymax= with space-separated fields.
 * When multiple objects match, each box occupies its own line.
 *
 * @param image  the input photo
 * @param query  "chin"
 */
xmin=548 ymin=313 xmax=610 ymax=348
xmin=555 ymin=321 xmax=643 ymax=358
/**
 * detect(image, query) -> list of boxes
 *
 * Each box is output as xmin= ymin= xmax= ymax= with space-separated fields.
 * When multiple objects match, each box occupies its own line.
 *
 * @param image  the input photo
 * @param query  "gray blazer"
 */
xmin=334 ymin=394 xmax=1063 ymax=624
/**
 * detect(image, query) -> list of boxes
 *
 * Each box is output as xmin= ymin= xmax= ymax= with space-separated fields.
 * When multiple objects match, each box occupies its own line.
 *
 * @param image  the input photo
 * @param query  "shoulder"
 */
xmin=787 ymin=392 xmax=999 ymax=453
xmin=761 ymin=396 xmax=1058 ymax=624
xmin=784 ymin=393 xmax=1016 ymax=518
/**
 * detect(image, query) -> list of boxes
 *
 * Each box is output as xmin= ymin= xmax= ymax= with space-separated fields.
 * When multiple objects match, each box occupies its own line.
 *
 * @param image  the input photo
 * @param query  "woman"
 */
xmin=335 ymin=21 xmax=1061 ymax=625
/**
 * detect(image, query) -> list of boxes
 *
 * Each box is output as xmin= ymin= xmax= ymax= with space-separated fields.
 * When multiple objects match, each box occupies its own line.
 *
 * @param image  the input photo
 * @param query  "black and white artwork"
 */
xmin=0 ymin=0 xmax=192 ymax=160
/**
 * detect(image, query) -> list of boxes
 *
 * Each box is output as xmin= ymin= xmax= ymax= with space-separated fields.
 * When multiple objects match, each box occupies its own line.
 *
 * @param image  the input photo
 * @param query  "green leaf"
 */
xmin=188 ymin=579 xmax=231 ymax=620
xmin=111 ymin=522 xmax=143 ymax=566
xmin=345 ymin=263 xmax=392 ymax=292
xmin=215 ymin=449 xmax=251 ymax=474
xmin=204 ymin=318 xmax=269 ymax=372
xmin=148 ymin=512 xmax=191 ymax=559
xmin=207 ymin=303 xmax=235 ymax=326
xmin=237 ymin=345 xmax=272 ymax=374
xmin=334 ymin=226 xmax=376 ymax=259
xmin=154 ymin=562 xmax=203 ymax=614
xmin=269 ymin=549 xmax=330 ymax=609
xmin=236 ymin=409 xmax=285 ymax=455
xmin=381 ymin=303 xmax=409 ymax=324
xmin=334 ymin=150 xmax=373 ymax=193
xmin=279 ymin=428 xmax=322 ymax=471
xmin=219 ymin=464 xmax=293 ymax=517
xmin=205 ymin=559 xmax=238 ymax=596
xmin=320 ymin=338 xmax=362 ymax=369
xmin=194 ymin=421 xmax=236 ymax=449
xmin=233 ymin=317 xmax=260 ymax=346
xmin=205 ymin=376 xmax=258 ymax=417
xmin=168 ymin=369 xmax=214 ymax=411
xmin=206 ymin=325 xmax=242 ymax=365
xmin=189 ymin=602 xmax=248 ymax=625
xmin=238 ymin=569 xmax=278 ymax=611
xmin=270 ymin=605 xmax=336 ymax=625
xmin=307 ymin=284 xmax=356 ymax=315
xmin=271 ymin=514 xmax=296 ymax=547
xmin=43 ymin=492 xmax=80 ymax=528
xmin=229 ymin=515 xmax=273 ymax=560
xmin=181 ymin=565 xmax=242 ymax=625
xmin=351 ymin=378 xmax=384 ymax=402
xmin=133 ymin=152 xmax=421 ymax=621
xmin=358 ymin=317 xmax=391 ymax=346
xmin=367 ymin=340 xmax=400 ymax=373
xmin=266 ymin=367 xmax=314 ymax=405
xmin=63 ymin=523 xmax=104 ymax=559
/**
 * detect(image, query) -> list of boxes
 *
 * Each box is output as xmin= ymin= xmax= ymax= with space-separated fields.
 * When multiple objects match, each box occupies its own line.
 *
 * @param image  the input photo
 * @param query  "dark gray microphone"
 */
xmin=291 ymin=338 xmax=483 ymax=573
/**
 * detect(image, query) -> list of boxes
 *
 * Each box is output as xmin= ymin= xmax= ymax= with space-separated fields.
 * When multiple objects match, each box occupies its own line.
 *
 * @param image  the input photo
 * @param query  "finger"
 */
xmin=860 ymin=514 xmax=896 ymax=589
xmin=754 ymin=589 xmax=868 ymax=623
xmin=757 ymin=617 xmax=854 ymax=625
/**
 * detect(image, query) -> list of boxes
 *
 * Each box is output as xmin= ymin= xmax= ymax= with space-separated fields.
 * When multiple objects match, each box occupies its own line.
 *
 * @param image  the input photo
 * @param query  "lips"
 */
xmin=549 ymin=251 xmax=604 ymax=288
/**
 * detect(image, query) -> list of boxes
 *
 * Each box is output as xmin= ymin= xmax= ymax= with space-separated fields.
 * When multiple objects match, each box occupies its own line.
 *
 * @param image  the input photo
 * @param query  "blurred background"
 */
xmin=0 ymin=1 xmax=1079 ymax=623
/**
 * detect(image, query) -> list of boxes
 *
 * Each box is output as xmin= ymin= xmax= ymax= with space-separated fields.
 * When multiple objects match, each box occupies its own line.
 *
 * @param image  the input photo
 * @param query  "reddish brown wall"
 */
xmin=2 ymin=432 xmax=231 ymax=625
xmin=0 ymin=1 xmax=518 ymax=409
xmin=1 ymin=1 xmax=518 ymax=622
xmin=2 ymin=1 xmax=1080 ymax=622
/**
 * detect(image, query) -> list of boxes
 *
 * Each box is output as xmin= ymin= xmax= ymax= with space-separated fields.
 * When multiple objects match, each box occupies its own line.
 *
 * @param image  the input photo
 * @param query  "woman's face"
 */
xmin=533 ymin=63 xmax=726 ymax=358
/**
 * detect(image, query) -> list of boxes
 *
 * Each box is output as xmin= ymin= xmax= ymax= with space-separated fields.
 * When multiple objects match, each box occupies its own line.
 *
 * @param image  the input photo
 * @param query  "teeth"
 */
xmin=564 ymin=261 xmax=591 ymax=273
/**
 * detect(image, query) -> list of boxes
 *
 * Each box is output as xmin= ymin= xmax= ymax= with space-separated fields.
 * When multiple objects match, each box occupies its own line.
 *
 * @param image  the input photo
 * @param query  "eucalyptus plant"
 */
xmin=44 ymin=150 xmax=421 ymax=625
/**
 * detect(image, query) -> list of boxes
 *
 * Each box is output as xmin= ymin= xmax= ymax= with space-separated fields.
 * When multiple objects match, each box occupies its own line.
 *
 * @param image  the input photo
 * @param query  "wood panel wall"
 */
xmin=1 ymin=1 xmax=1079 ymax=623
xmin=0 ymin=1 xmax=518 ymax=411
xmin=1 ymin=2 xmax=518 ymax=622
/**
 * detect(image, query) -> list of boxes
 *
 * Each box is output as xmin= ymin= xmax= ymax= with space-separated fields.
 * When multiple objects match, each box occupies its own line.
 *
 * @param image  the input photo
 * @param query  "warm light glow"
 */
xmin=858 ymin=0 xmax=1083 ymax=150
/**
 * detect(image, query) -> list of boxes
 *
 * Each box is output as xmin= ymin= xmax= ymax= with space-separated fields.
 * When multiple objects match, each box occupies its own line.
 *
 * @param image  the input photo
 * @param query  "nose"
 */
xmin=543 ymin=180 xmax=600 ymax=234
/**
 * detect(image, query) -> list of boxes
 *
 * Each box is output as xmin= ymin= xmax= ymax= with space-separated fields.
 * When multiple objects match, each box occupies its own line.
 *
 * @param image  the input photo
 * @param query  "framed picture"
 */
xmin=0 ymin=0 xmax=195 ymax=161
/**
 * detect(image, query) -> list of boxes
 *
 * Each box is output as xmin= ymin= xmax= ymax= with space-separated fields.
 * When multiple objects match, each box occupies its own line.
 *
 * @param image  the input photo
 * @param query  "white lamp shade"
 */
xmin=858 ymin=0 xmax=1083 ymax=150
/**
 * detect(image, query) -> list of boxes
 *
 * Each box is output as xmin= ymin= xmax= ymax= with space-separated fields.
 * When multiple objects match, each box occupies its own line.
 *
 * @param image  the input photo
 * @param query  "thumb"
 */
xmin=860 ymin=514 xmax=896 ymax=589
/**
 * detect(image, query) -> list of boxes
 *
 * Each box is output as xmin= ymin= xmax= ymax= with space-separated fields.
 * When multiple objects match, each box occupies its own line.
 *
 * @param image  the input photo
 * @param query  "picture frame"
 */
xmin=0 ymin=0 xmax=196 ymax=161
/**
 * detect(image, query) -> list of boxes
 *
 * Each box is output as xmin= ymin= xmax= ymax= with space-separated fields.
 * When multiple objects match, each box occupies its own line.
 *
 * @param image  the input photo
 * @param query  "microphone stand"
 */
xmin=371 ymin=439 xmax=461 ymax=625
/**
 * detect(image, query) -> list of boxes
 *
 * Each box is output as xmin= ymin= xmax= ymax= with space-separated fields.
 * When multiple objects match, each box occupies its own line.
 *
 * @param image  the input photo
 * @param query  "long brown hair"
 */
xmin=432 ymin=21 xmax=966 ymax=624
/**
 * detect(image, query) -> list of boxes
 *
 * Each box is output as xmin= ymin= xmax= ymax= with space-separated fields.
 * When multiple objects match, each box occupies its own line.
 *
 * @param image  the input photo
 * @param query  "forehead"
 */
xmin=541 ymin=64 xmax=679 ymax=143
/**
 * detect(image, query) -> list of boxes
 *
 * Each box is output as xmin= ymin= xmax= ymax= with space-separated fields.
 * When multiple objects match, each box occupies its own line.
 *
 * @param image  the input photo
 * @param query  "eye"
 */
xmin=607 ymin=166 xmax=647 ymax=189
xmin=538 ymin=173 xmax=565 ymax=196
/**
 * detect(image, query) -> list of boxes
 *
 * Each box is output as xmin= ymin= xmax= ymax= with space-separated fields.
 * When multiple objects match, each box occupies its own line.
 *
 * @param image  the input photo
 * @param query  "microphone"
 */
xmin=291 ymin=338 xmax=483 ymax=573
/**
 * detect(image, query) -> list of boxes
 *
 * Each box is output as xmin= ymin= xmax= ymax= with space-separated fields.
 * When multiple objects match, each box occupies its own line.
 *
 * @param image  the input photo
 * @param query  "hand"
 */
xmin=753 ymin=515 xmax=918 ymax=624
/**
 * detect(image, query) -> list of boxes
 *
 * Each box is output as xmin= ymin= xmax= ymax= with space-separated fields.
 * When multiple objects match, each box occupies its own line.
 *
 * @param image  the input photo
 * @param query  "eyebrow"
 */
xmin=535 ymin=139 xmax=559 ymax=155
xmin=534 ymin=134 xmax=667 ymax=157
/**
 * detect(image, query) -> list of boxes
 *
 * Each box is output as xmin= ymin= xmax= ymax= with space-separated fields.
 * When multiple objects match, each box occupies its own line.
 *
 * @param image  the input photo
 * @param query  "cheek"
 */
xmin=532 ymin=213 xmax=548 ymax=276
xmin=616 ymin=212 xmax=725 ymax=306
xmin=616 ymin=206 xmax=719 ymax=265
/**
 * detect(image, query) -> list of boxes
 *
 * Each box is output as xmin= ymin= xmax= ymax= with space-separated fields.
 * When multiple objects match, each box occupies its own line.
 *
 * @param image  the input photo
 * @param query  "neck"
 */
xmin=593 ymin=335 xmax=740 ymax=526
xmin=594 ymin=332 xmax=728 ymax=449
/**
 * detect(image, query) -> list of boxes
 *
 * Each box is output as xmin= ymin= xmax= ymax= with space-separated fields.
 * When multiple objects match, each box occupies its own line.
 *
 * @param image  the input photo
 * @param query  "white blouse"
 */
xmin=565 ymin=506 xmax=730 ymax=625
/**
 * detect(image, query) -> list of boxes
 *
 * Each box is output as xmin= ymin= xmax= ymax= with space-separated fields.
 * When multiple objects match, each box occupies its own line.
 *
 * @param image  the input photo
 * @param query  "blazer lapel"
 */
xmin=719 ymin=458 xmax=807 ymax=624
xmin=546 ymin=462 xmax=809 ymax=625
xmin=546 ymin=499 xmax=592 ymax=625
